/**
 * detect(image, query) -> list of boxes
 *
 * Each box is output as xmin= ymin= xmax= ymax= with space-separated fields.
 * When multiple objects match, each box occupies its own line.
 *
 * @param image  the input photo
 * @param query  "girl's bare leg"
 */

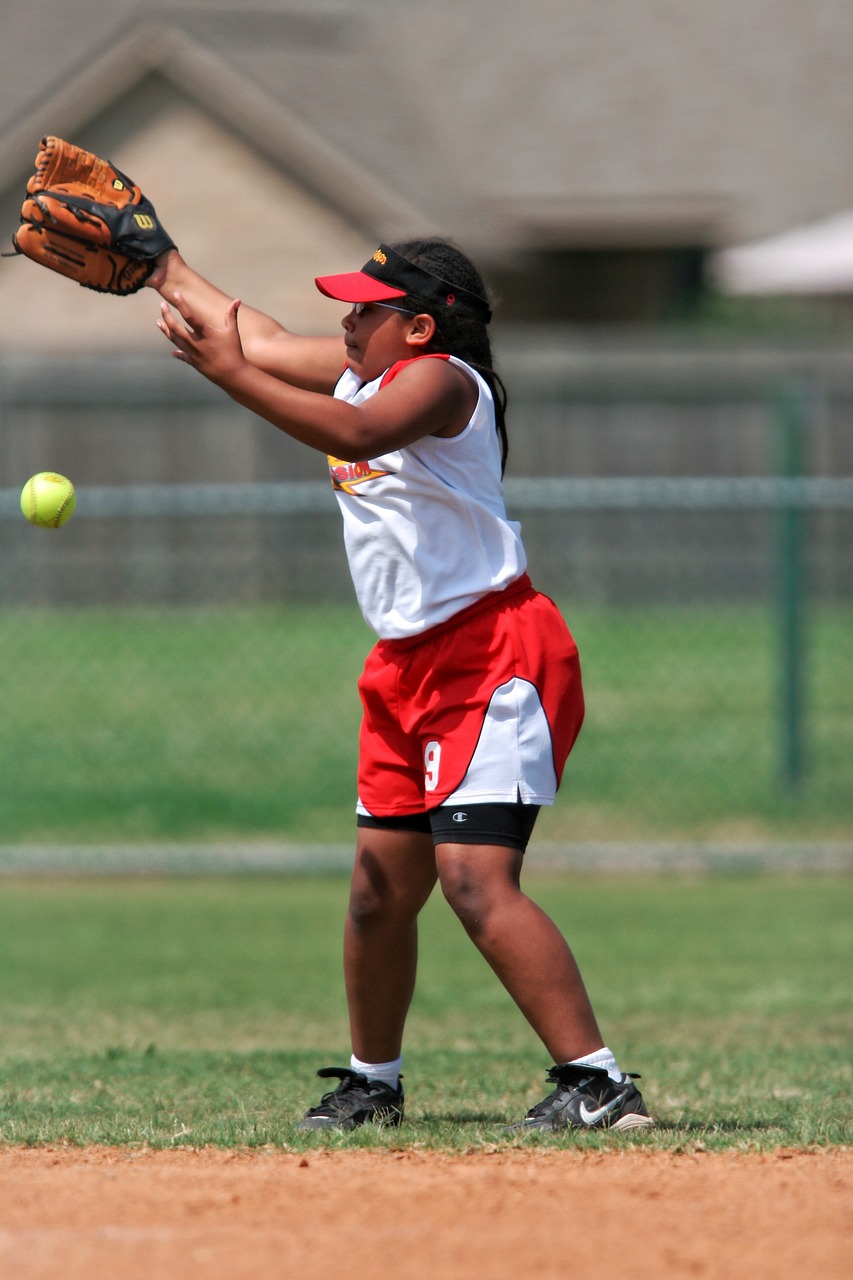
xmin=344 ymin=827 xmax=438 ymax=1062
xmin=435 ymin=842 xmax=604 ymax=1062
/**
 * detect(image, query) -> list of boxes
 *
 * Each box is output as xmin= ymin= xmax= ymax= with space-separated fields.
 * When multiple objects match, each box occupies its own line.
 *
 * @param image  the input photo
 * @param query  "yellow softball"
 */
xmin=20 ymin=472 xmax=77 ymax=528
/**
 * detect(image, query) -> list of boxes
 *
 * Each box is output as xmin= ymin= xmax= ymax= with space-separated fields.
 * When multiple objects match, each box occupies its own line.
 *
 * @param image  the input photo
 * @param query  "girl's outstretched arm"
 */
xmin=157 ymin=292 xmax=477 ymax=461
xmin=147 ymin=249 xmax=345 ymax=394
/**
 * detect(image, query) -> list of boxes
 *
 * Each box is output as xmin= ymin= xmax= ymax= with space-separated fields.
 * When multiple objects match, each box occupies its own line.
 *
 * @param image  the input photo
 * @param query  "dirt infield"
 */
xmin=0 ymin=1146 xmax=849 ymax=1279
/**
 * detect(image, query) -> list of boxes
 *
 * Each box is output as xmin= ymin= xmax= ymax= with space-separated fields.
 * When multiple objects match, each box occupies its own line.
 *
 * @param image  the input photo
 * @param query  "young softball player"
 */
xmin=150 ymin=238 xmax=653 ymax=1134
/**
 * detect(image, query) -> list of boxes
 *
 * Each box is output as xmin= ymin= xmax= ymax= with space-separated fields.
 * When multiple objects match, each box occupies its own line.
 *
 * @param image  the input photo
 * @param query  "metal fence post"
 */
xmin=776 ymin=382 xmax=810 ymax=790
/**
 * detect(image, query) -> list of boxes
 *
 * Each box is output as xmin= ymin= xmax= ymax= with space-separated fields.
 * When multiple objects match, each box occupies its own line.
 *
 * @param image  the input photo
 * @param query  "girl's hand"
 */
xmin=157 ymin=292 xmax=245 ymax=387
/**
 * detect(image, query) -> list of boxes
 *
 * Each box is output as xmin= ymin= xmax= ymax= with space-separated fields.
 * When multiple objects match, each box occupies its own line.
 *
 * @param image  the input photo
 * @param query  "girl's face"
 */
xmin=341 ymin=302 xmax=431 ymax=380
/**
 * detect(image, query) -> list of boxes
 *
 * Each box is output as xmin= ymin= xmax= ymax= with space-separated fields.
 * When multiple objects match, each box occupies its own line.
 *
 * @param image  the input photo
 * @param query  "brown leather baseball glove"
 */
xmin=8 ymin=135 xmax=176 ymax=295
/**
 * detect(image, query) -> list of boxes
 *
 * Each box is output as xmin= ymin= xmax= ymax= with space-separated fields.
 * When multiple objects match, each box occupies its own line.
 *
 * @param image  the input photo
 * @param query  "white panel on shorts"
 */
xmin=442 ymin=677 xmax=558 ymax=807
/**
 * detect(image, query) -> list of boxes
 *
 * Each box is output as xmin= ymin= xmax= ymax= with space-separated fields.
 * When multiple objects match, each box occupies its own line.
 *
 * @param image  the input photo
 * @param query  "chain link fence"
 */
xmin=1 ymin=349 xmax=851 ymax=863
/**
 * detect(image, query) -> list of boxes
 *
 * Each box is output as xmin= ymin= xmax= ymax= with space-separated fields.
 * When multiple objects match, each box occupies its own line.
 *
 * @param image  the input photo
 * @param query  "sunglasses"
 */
xmin=353 ymin=301 xmax=419 ymax=316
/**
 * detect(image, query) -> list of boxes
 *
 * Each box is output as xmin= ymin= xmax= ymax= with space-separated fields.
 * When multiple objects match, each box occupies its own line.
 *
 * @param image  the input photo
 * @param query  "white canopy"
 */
xmin=710 ymin=211 xmax=853 ymax=295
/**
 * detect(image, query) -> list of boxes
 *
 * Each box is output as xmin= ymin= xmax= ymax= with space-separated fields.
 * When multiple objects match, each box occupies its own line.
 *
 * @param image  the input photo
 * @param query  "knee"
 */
xmin=438 ymin=861 xmax=492 ymax=935
xmin=347 ymin=844 xmax=430 ymax=933
xmin=347 ymin=870 xmax=402 ymax=932
xmin=346 ymin=879 xmax=383 ymax=932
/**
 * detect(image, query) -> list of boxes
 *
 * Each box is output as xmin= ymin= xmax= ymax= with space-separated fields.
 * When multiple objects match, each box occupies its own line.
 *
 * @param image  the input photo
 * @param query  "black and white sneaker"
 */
xmin=298 ymin=1067 xmax=404 ymax=1131
xmin=510 ymin=1063 xmax=654 ymax=1133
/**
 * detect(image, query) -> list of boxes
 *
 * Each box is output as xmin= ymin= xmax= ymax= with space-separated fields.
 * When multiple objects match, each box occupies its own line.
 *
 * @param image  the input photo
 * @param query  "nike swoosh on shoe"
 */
xmin=577 ymin=1089 xmax=630 ymax=1127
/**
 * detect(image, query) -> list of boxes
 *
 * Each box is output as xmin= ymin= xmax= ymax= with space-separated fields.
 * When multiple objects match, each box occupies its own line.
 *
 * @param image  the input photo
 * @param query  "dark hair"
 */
xmin=388 ymin=238 xmax=509 ymax=474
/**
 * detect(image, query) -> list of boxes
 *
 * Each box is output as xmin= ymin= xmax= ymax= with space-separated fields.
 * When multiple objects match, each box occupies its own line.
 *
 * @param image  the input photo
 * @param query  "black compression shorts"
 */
xmin=357 ymin=802 xmax=541 ymax=853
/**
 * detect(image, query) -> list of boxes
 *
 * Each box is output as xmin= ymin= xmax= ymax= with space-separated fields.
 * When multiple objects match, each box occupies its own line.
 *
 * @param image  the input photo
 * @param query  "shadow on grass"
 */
xmin=419 ymin=1111 xmax=509 ymax=1126
xmin=418 ymin=1102 xmax=787 ymax=1131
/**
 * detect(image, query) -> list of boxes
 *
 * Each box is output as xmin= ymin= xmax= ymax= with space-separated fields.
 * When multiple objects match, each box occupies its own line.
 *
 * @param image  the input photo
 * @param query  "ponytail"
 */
xmin=387 ymin=238 xmax=509 ymax=474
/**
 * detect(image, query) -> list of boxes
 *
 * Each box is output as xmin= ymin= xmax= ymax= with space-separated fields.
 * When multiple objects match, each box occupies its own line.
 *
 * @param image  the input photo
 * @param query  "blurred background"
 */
xmin=0 ymin=0 xmax=851 ymax=867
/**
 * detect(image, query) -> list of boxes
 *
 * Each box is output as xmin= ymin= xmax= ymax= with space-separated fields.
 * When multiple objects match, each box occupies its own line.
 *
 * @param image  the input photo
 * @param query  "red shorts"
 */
xmin=356 ymin=576 xmax=585 ymax=817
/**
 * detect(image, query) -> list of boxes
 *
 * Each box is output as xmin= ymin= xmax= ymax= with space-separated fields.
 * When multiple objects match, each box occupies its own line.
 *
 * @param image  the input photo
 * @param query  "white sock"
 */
xmin=350 ymin=1053 xmax=403 ymax=1091
xmin=569 ymin=1046 xmax=622 ymax=1082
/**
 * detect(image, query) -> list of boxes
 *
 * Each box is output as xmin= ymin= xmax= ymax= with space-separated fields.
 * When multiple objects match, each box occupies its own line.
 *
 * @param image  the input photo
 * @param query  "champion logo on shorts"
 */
xmin=452 ymin=811 xmax=468 ymax=823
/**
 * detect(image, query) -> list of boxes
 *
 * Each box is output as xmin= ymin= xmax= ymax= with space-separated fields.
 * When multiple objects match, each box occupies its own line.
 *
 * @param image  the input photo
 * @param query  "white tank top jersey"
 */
xmin=327 ymin=355 xmax=527 ymax=640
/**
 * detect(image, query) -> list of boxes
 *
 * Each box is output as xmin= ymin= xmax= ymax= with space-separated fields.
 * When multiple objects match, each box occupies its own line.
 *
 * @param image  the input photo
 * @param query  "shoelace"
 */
xmin=314 ymin=1072 xmax=398 ymax=1113
xmin=526 ymin=1068 xmax=603 ymax=1116
xmin=308 ymin=1072 xmax=364 ymax=1111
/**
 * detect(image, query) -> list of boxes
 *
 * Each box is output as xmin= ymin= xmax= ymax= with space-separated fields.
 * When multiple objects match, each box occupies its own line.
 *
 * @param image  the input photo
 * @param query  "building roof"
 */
xmin=3 ymin=0 xmax=852 ymax=250
xmin=1 ymin=1 xmax=852 ymax=348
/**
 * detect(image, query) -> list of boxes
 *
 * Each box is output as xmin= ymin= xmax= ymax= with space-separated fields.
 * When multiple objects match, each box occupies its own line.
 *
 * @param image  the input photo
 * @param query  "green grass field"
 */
xmin=1 ymin=601 xmax=851 ymax=843
xmin=0 ymin=873 xmax=849 ymax=1151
